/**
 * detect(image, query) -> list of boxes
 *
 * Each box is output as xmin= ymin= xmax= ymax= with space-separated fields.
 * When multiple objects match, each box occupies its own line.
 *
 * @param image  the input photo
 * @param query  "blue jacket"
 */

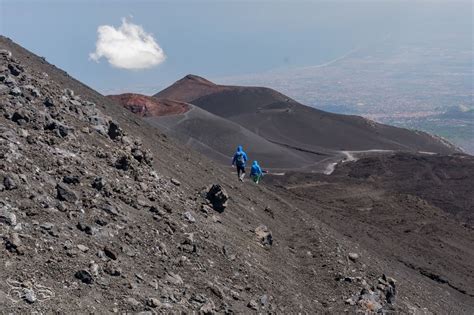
xmin=250 ymin=161 xmax=263 ymax=176
xmin=232 ymin=146 xmax=248 ymax=167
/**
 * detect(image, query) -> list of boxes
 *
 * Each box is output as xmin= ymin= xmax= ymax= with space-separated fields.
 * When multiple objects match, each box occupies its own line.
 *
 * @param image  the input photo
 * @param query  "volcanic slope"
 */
xmin=267 ymin=152 xmax=474 ymax=305
xmin=1 ymin=36 xmax=472 ymax=314
xmin=108 ymin=93 xmax=315 ymax=168
xmin=155 ymin=75 xmax=459 ymax=157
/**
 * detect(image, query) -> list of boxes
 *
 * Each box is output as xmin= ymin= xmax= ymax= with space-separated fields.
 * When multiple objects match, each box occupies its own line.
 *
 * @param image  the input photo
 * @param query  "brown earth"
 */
xmin=1 ymin=35 xmax=473 ymax=314
xmin=107 ymin=93 xmax=190 ymax=117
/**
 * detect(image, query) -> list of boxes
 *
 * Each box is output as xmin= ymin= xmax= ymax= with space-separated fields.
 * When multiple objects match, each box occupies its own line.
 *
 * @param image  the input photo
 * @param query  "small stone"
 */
xmin=44 ymin=97 xmax=55 ymax=107
xmin=345 ymin=298 xmax=356 ymax=306
xmin=56 ymin=183 xmax=78 ymax=202
xmin=75 ymin=270 xmax=93 ymax=284
xmin=104 ymin=262 xmax=121 ymax=276
xmin=201 ymin=204 xmax=212 ymax=214
xmin=183 ymin=211 xmax=196 ymax=223
xmin=171 ymin=178 xmax=181 ymax=186
xmin=200 ymin=300 xmax=216 ymax=314
xmin=255 ymin=225 xmax=273 ymax=246
xmin=77 ymin=244 xmax=89 ymax=252
xmin=163 ymin=203 xmax=172 ymax=213
xmin=89 ymin=262 xmax=99 ymax=276
xmin=126 ymin=297 xmax=141 ymax=306
xmin=77 ymin=222 xmax=97 ymax=235
xmin=11 ymin=110 xmax=29 ymax=124
xmin=10 ymin=86 xmax=21 ymax=96
xmin=165 ymin=272 xmax=183 ymax=285
xmin=147 ymin=297 xmax=161 ymax=308
xmin=24 ymin=289 xmax=37 ymax=304
xmin=63 ymin=175 xmax=80 ymax=185
xmin=69 ymin=99 xmax=82 ymax=106
xmin=0 ymin=208 xmax=17 ymax=226
xmin=18 ymin=129 xmax=29 ymax=137
xmin=348 ymin=253 xmax=359 ymax=262
xmin=247 ymin=299 xmax=259 ymax=310
xmin=0 ymin=49 xmax=12 ymax=58
xmin=40 ymin=222 xmax=54 ymax=230
xmin=104 ymin=246 xmax=118 ymax=260
xmin=115 ymin=155 xmax=131 ymax=171
xmin=92 ymin=177 xmax=105 ymax=190
xmin=64 ymin=88 xmax=74 ymax=97
xmin=3 ymin=176 xmax=17 ymax=190
xmin=7 ymin=232 xmax=22 ymax=252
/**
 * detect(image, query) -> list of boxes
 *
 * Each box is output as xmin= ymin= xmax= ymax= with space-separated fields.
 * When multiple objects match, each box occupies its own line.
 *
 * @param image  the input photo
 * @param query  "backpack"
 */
xmin=236 ymin=152 xmax=245 ymax=166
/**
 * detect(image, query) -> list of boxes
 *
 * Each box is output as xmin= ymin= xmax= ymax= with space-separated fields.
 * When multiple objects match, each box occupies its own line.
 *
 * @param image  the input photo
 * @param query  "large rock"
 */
xmin=107 ymin=121 xmax=123 ymax=140
xmin=205 ymin=184 xmax=229 ymax=213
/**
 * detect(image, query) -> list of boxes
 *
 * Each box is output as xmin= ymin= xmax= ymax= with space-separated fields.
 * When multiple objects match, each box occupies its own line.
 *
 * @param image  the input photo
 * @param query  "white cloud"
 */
xmin=90 ymin=18 xmax=166 ymax=70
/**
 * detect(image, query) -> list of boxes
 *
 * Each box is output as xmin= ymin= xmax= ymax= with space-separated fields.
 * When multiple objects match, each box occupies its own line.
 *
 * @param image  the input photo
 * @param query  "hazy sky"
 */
xmin=1 ymin=0 xmax=472 ymax=94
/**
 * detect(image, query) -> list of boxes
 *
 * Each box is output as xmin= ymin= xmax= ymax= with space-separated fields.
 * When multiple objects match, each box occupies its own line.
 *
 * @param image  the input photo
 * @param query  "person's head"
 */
xmin=253 ymin=160 xmax=259 ymax=166
xmin=237 ymin=145 xmax=243 ymax=152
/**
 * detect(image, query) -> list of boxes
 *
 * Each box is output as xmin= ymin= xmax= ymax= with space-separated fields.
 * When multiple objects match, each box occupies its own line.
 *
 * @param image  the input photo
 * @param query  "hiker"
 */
xmin=232 ymin=145 xmax=248 ymax=181
xmin=250 ymin=160 xmax=264 ymax=184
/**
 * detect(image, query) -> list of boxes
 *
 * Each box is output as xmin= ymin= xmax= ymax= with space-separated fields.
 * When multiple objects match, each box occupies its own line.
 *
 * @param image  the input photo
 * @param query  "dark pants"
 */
xmin=236 ymin=165 xmax=245 ymax=178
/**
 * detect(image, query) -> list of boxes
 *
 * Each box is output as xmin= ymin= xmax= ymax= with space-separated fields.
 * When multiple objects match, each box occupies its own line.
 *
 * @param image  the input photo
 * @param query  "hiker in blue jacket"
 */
xmin=232 ymin=145 xmax=248 ymax=181
xmin=250 ymin=160 xmax=264 ymax=184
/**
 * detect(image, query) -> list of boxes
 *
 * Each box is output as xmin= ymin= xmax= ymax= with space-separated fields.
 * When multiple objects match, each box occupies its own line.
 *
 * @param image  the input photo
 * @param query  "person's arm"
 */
xmin=232 ymin=153 xmax=236 ymax=165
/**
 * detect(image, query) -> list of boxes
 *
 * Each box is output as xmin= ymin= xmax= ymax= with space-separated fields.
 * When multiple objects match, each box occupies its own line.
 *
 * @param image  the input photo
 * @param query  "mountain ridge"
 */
xmin=1 ymin=36 xmax=472 ymax=313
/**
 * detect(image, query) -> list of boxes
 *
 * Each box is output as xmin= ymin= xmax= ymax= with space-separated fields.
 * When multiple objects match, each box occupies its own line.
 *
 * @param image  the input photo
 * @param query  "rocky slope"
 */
xmin=267 ymin=152 xmax=474 ymax=306
xmin=1 ymin=35 xmax=472 ymax=314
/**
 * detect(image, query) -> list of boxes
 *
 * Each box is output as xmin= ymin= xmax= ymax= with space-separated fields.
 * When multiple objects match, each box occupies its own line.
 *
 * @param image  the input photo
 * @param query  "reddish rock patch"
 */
xmin=107 ymin=93 xmax=190 ymax=117
xmin=154 ymin=74 xmax=230 ymax=103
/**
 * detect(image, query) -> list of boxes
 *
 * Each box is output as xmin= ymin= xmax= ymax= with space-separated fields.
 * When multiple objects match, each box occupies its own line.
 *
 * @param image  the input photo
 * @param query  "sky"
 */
xmin=0 ymin=0 xmax=472 ymax=95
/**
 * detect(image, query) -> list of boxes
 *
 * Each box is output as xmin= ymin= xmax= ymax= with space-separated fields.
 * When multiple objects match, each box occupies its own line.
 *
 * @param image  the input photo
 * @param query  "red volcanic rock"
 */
xmin=107 ymin=93 xmax=190 ymax=117
xmin=154 ymin=74 xmax=230 ymax=103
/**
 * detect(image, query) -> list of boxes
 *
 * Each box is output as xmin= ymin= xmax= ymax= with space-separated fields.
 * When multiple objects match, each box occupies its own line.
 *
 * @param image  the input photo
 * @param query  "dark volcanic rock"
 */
xmin=91 ymin=177 xmax=105 ymax=190
xmin=75 ymin=270 xmax=93 ymax=284
xmin=56 ymin=183 xmax=78 ymax=202
xmin=206 ymin=184 xmax=228 ymax=212
xmin=115 ymin=155 xmax=131 ymax=171
xmin=107 ymin=121 xmax=123 ymax=140
xmin=8 ymin=63 xmax=22 ymax=76
xmin=63 ymin=175 xmax=80 ymax=185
